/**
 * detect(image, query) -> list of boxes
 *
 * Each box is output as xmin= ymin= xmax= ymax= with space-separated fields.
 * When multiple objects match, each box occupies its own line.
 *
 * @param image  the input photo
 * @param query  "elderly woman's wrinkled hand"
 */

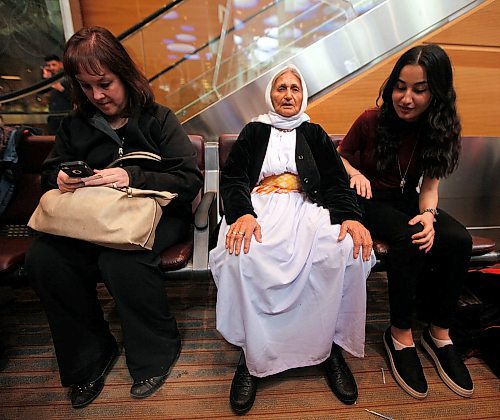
xmin=225 ymin=214 xmax=262 ymax=256
xmin=337 ymin=220 xmax=373 ymax=261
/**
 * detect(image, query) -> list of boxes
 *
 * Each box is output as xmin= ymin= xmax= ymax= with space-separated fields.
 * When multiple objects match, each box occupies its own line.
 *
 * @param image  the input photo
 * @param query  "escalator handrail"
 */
xmin=0 ymin=0 xmax=182 ymax=105
xmin=0 ymin=72 xmax=63 ymax=104
xmin=1 ymin=0 xmax=283 ymax=105
xmin=148 ymin=0 xmax=281 ymax=83
xmin=116 ymin=0 xmax=183 ymax=41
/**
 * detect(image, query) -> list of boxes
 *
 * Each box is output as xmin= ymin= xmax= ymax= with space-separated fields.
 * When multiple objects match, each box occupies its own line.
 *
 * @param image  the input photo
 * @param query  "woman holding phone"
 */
xmin=26 ymin=26 xmax=202 ymax=408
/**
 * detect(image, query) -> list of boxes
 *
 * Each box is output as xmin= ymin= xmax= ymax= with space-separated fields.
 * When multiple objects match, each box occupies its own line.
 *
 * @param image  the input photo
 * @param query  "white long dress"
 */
xmin=209 ymin=128 xmax=375 ymax=377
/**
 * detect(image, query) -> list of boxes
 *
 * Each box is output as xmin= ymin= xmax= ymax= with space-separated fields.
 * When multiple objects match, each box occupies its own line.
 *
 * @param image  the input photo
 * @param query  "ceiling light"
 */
xmin=176 ymin=33 xmax=197 ymax=42
xmin=233 ymin=0 xmax=259 ymax=9
xmin=167 ymin=43 xmax=196 ymax=54
xmin=162 ymin=10 xmax=179 ymax=19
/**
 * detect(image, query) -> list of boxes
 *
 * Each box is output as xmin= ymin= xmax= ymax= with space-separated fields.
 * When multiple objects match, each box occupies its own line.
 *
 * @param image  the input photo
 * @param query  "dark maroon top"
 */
xmin=339 ymin=108 xmax=422 ymax=191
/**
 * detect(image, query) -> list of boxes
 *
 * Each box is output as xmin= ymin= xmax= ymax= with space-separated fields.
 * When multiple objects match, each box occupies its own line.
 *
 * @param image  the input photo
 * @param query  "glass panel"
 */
xmin=122 ymin=0 xmax=283 ymax=120
xmin=0 ymin=0 xmax=66 ymax=128
xmin=1 ymin=0 xmax=386 ymax=128
xmin=147 ymin=0 xmax=385 ymax=121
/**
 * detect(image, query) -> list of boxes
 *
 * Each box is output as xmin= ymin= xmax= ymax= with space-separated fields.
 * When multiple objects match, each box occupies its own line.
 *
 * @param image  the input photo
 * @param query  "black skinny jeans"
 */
xmin=362 ymin=189 xmax=472 ymax=330
xmin=25 ymin=214 xmax=188 ymax=386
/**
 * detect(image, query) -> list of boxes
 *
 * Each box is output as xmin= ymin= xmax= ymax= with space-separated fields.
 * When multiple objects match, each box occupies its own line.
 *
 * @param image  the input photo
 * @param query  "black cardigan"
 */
xmin=41 ymin=103 xmax=203 ymax=220
xmin=221 ymin=122 xmax=363 ymax=225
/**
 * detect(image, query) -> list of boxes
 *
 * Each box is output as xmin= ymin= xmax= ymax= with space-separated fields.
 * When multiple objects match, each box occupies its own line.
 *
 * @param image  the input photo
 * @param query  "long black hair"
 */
xmin=376 ymin=44 xmax=461 ymax=178
xmin=63 ymin=26 xmax=154 ymax=117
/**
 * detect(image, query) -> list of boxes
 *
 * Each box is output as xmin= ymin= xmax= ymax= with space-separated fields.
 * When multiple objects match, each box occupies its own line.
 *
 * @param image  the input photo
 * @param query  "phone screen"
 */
xmin=60 ymin=161 xmax=94 ymax=177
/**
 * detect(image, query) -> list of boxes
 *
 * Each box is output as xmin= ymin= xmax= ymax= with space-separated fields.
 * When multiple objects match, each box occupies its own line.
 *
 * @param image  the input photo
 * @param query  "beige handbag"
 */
xmin=28 ymin=152 xmax=177 ymax=250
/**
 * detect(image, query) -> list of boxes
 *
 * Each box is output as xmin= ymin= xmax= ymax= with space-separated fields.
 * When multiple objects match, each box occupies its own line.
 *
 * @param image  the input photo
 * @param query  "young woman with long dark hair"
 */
xmin=338 ymin=44 xmax=473 ymax=399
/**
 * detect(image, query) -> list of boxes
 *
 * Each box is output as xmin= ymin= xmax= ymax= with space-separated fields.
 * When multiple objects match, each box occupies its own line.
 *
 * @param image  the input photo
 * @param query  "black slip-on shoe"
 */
xmin=230 ymin=364 xmax=258 ymax=415
xmin=421 ymin=329 xmax=474 ymax=398
xmin=323 ymin=343 xmax=358 ymax=405
xmin=70 ymin=345 xmax=119 ymax=409
xmin=383 ymin=327 xmax=428 ymax=399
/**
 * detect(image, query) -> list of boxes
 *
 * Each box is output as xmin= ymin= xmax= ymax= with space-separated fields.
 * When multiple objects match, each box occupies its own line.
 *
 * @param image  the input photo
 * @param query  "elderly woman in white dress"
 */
xmin=209 ymin=65 xmax=375 ymax=414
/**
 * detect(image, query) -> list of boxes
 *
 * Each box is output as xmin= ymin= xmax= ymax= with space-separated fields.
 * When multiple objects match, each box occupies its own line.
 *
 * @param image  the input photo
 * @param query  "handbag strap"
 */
xmin=106 ymin=151 xmax=162 ymax=168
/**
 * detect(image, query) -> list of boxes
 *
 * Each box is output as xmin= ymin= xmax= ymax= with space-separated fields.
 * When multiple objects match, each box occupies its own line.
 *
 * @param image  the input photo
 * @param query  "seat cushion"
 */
xmin=0 ymin=237 xmax=35 ymax=273
xmin=159 ymin=237 xmax=193 ymax=271
xmin=470 ymin=236 xmax=496 ymax=256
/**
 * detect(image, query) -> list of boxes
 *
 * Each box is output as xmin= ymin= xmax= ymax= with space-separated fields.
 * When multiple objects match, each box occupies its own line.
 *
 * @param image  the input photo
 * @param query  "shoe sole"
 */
xmin=383 ymin=332 xmax=428 ymax=400
xmin=421 ymin=335 xmax=474 ymax=398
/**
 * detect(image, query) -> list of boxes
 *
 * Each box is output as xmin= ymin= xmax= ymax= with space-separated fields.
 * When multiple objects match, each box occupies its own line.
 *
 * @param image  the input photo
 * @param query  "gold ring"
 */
xmin=231 ymin=232 xmax=237 ymax=236
xmin=238 ymin=231 xmax=244 ymax=235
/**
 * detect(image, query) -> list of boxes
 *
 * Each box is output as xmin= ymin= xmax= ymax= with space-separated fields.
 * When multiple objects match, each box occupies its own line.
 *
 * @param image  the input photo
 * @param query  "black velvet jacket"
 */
xmin=41 ymin=103 xmax=203 ymax=221
xmin=221 ymin=122 xmax=363 ymax=225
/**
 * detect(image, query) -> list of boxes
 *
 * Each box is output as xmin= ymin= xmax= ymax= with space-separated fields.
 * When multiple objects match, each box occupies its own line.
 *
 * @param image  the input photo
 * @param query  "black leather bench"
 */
xmin=0 ymin=134 xmax=216 ymax=283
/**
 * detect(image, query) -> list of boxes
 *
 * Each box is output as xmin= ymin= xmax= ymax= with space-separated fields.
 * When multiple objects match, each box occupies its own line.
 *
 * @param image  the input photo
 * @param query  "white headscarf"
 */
xmin=252 ymin=64 xmax=310 ymax=130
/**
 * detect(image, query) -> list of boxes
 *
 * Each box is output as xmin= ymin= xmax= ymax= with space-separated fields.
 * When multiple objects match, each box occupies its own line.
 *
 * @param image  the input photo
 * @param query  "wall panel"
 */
xmin=308 ymin=0 xmax=500 ymax=136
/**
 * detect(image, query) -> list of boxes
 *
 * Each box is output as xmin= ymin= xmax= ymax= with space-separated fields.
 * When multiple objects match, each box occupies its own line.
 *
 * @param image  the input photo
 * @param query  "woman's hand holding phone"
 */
xmin=57 ymin=163 xmax=129 ymax=192
xmin=57 ymin=170 xmax=86 ymax=193
xmin=58 ymin=161 xmax=96 ymax=193
xmin=83 ymin=168 xmax=129 ymax=188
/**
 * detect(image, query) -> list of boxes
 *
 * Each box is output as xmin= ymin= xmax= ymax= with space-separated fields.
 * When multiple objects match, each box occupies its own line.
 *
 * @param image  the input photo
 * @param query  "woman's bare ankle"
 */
xmin=429 ymin=324 xmax=450 ymax=341
xmin=391 ymin=326 xmax=414 ymax=346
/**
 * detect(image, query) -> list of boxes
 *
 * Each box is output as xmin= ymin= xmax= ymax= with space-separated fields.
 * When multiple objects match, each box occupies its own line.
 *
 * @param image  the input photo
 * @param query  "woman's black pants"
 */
xmin=25 ymin=214 xmax=188 ymax=387
xmin=362 ymin=190 xmax=472 ymax=330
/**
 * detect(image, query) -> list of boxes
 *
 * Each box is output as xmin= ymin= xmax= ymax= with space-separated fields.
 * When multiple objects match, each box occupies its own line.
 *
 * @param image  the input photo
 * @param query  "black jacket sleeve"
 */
xmin=220 ymin=124 xmax=260 ymax=224
xmin=41 ymin=117 xmax=78 ymax=191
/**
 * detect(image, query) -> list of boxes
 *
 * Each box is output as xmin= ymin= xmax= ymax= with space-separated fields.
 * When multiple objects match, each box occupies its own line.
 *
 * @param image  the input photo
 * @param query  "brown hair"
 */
xmin=63 ymin=26 xmax=154 ymax=116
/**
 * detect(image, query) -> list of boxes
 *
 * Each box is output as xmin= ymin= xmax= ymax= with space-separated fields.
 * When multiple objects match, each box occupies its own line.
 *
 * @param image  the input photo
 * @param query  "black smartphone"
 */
xmin=59 ymin=161 xmax=94 ymax=177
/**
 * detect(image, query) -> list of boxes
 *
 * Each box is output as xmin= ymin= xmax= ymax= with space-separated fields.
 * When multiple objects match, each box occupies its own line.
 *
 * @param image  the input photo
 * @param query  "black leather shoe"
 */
xmin=70 ymin=345 xmax=119 ymax=409
xmin=131 ymin=345 xmax=181 ymax=399
xmin=230 ymin=364 xmax=258 ymax=414
xmin=130 ymin=374 xmax=168 ymax=399
xmin=70 ymin=377 xmax=105 ymax=409
xmin=323 ymin=343 xmax=358 ymax=405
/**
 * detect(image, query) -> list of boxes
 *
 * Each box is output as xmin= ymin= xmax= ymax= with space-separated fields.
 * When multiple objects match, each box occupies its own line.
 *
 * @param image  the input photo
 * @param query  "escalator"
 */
xmin=0 ymin=0 xmax=487 ymax=140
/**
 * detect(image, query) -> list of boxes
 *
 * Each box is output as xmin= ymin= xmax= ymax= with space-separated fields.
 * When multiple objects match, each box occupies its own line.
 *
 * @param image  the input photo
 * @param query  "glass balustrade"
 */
xmin=0 ymin=0 xmax=385 ymax=128
xmin=122 ymin=0 xmax=385 ymax=122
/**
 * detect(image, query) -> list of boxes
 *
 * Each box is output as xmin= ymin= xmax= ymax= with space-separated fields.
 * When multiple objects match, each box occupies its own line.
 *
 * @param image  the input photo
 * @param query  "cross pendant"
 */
xmin=400 ymin=178 xmax=406 ymax=193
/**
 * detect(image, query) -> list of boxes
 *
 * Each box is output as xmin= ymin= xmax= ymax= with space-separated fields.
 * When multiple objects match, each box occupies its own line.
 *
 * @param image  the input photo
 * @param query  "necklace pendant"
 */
xmin=400 ymin=178 xmax=406 ymax=193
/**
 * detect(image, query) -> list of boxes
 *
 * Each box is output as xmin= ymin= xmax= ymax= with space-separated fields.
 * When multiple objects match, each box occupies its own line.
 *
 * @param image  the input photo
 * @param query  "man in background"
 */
xmin=42 ymin=55 xmax=72 ymax=134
